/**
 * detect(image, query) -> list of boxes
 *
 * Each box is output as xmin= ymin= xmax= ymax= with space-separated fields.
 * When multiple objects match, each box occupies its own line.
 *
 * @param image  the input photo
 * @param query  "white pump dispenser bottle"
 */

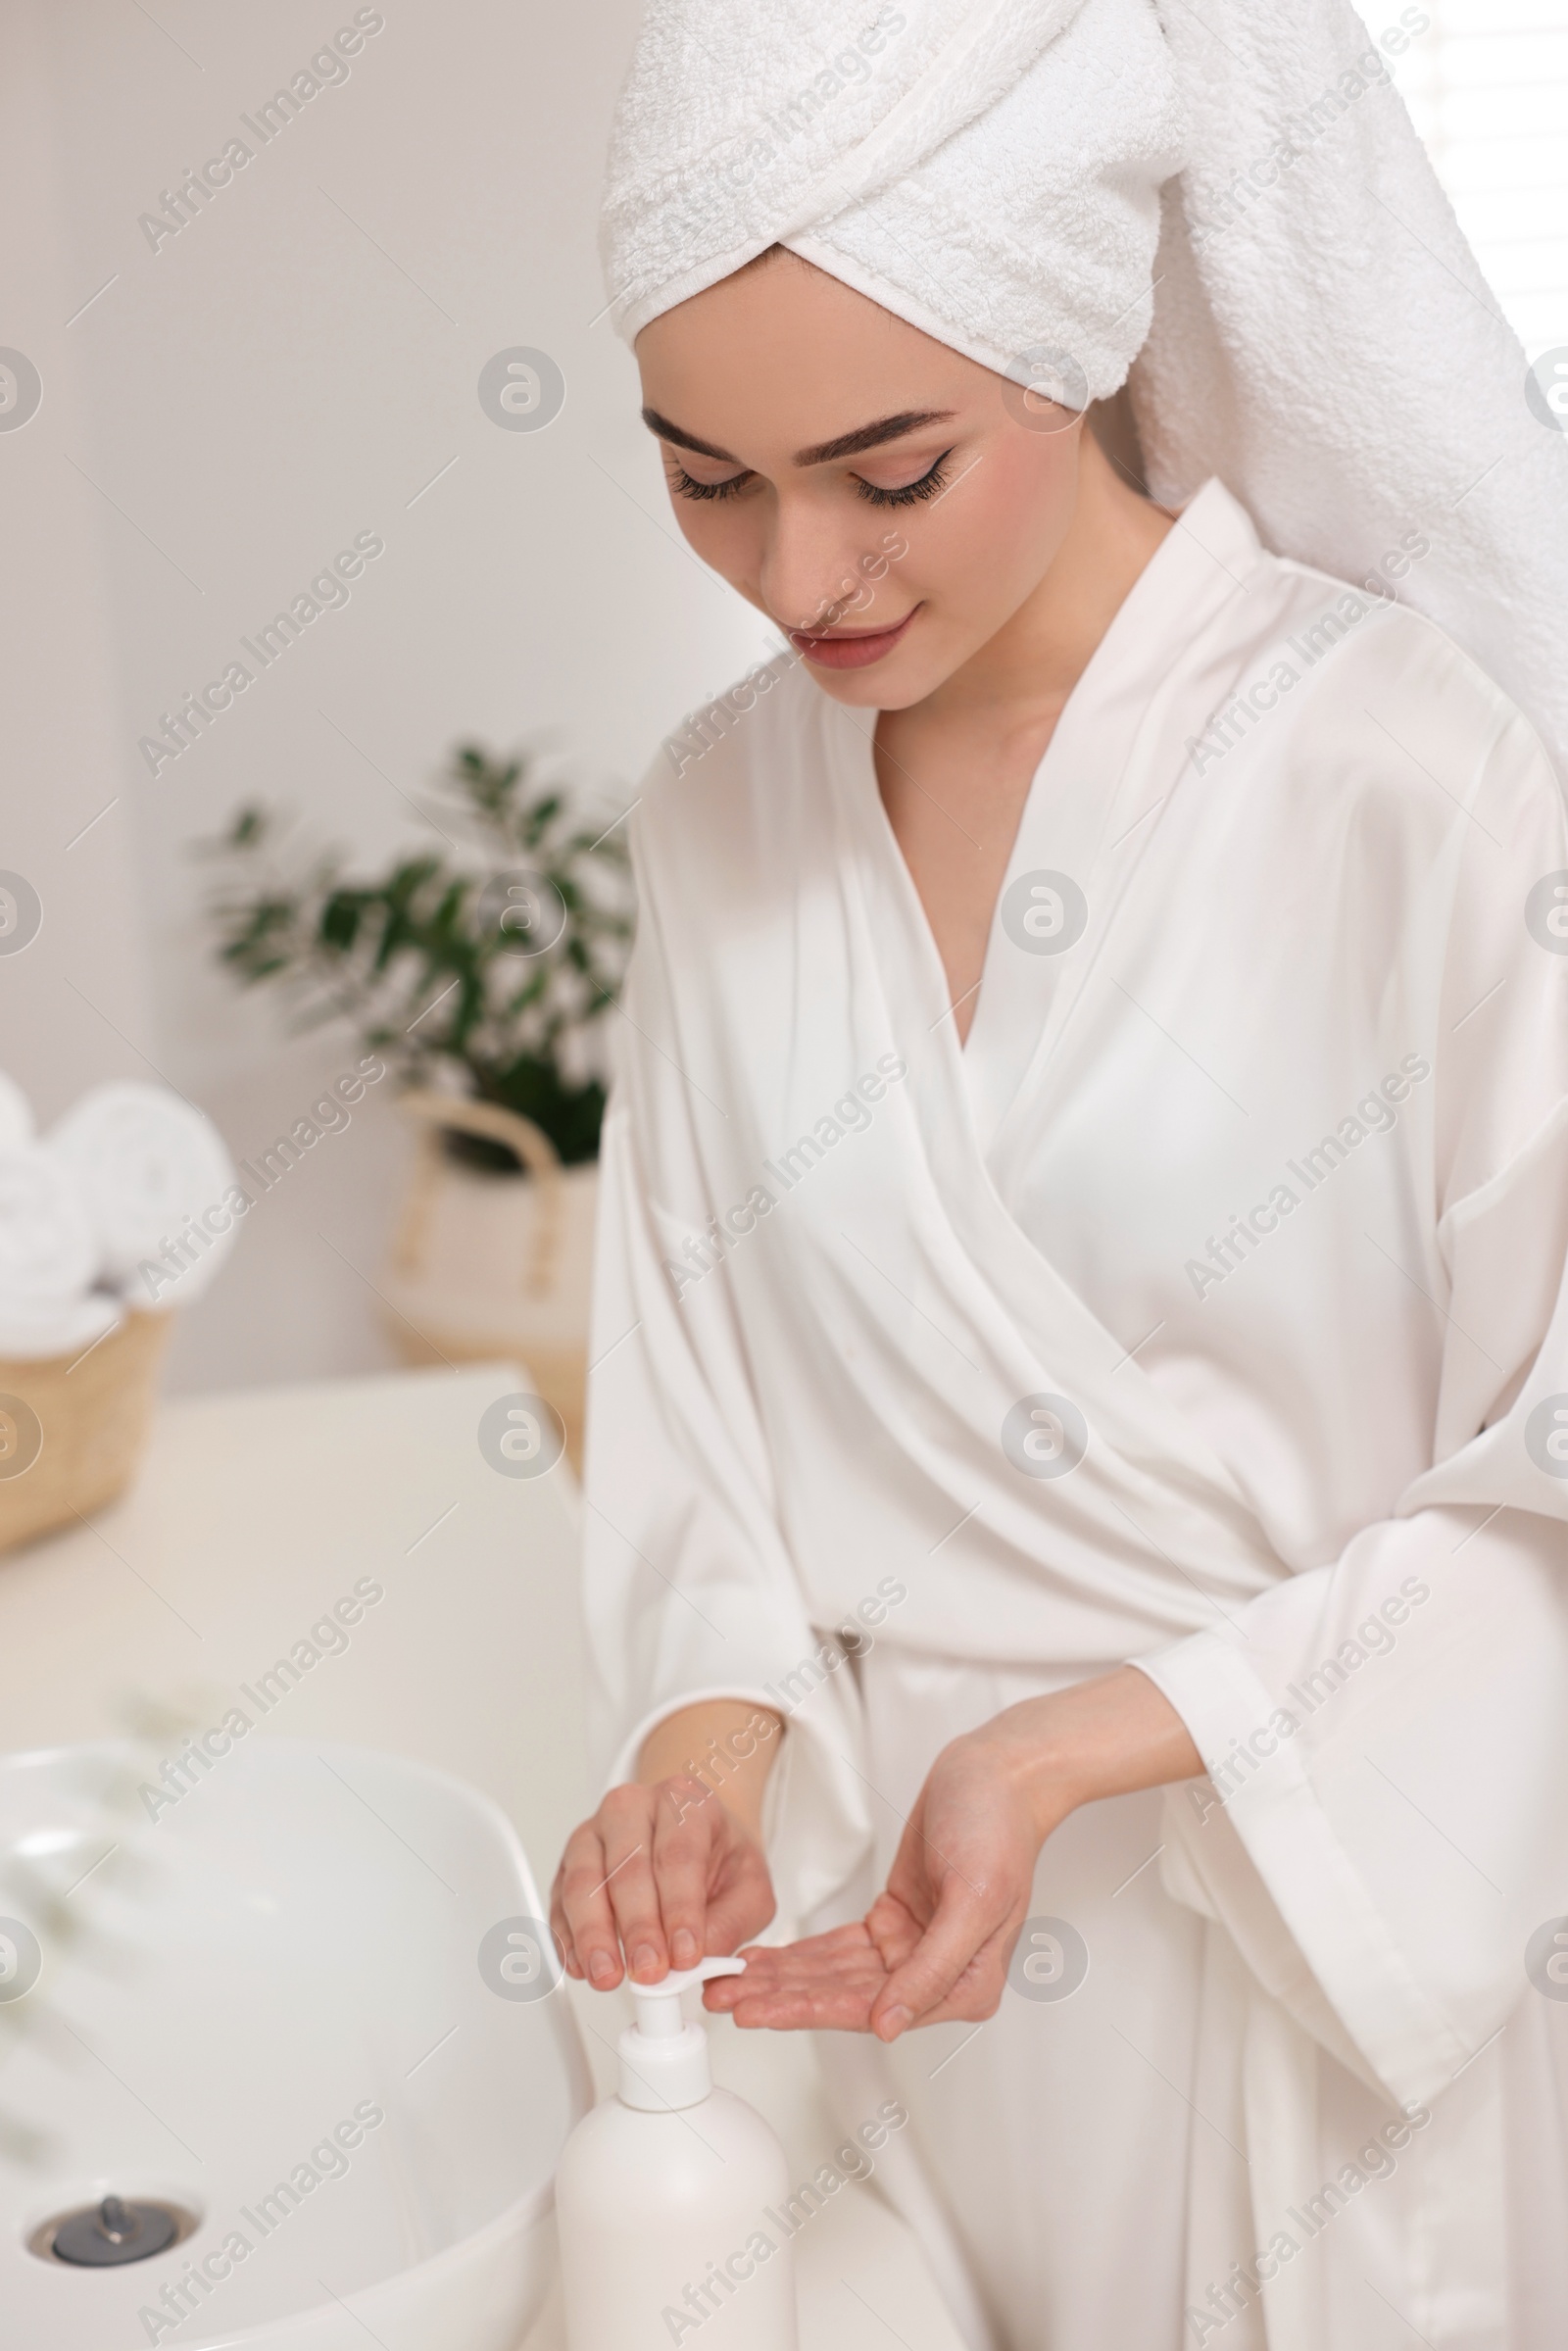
xmin=555 ymin=1955 xmax=799 ymax=2349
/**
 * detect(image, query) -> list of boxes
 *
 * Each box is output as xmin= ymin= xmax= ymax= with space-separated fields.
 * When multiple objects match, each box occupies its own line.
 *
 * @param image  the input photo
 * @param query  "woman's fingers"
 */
xmin=650 ymin=1776 xmax=775 ymax=1960
xmin=898 ymin=1900 xmax=1026 ymax=2028
xmin=598 ymin=1785 xmax=672 ymax=1982
xmin=547 ymin=1873 xmax=581 ymax=1980
xmin=868 ymin=1878 xmax=999 ymax=2039
xmin=712 ymin=1924 xmax=891 ymax=2032
xmin=553 ymin=1818 xmax=625 ymax=1988
xmin=650 ymin=1776 xmax=724 ymax=1967
xmin=864 ymin=1890 xmax=923 ymax=1973
xmin=727 ymin=1980 xmax=880 ymax=2031
xmin=703 ymin=1820 xmax=777 ymax=1954
xmin=704 ymin=1890 xmax=1017 ymax=2036
xmin=555 ymin=1777 xmax=780 ymax=1992
xmin=704 ymin=1866 xmax=776 ymax=1956
xmin=703 ymin=1921 xmax=874 ymax=2004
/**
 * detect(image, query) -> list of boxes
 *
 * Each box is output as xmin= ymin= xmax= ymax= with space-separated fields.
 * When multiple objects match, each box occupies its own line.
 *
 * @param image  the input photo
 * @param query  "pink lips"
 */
xmin=787 ymin=606 xmax=920 ymax=669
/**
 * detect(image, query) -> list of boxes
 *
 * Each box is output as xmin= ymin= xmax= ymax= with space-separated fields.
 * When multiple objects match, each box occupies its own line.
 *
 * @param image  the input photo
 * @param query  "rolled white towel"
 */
xmin=0 ymin=1070 xmax=31 ymax=1152
xmin=0 ymin=1290 xmax=123 ymax=1364
xmin=0 ymin=1143 xmax=98 ymax=1309
xmin=50 ymin=1081 xmax=239 ymax=1309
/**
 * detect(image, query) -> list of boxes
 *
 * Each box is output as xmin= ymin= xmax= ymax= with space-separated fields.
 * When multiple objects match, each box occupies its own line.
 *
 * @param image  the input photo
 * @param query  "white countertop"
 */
xmin=0 ymin=1363 xmax=965 ymax=2351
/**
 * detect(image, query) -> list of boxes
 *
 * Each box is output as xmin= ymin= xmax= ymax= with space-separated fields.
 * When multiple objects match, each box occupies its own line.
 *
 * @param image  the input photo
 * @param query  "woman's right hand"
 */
xmin=550 ymin=1771 xmax=777 ymax=1988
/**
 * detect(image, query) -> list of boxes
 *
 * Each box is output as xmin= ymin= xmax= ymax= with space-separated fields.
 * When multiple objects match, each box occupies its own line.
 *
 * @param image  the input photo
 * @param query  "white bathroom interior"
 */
xmin=0 ymin=0 xmax=1556 ymax=2343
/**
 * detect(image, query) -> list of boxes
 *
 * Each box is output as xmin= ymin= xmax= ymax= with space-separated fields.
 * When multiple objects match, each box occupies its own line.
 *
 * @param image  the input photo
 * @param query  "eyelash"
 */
xmin=668 ymin=449 xmax=955 ymax=508
xmin=670 ymin=466 xmax=748 ymax=502
xmin=857 ymin=452 xmax=953 ymax=508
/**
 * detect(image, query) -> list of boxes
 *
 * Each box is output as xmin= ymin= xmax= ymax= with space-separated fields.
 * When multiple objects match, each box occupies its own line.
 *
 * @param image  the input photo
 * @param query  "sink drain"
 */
xmin=31 ymin=2193 xmax=197 ymax=2266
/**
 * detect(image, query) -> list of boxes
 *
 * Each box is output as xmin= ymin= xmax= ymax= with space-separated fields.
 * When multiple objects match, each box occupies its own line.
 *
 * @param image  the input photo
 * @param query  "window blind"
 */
xmin=1355 ymin=0 xmax=1568 ymax=355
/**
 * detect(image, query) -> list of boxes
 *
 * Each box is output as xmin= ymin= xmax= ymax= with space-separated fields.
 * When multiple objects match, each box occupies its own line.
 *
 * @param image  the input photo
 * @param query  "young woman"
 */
xmin=551 ymin=2 xmax=1568 ymax=2344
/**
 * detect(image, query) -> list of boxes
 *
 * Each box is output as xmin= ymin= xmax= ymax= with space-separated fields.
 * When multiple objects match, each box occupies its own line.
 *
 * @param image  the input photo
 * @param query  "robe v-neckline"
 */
xmin=837 ymin=476 xmax=1264 ymax=1157
xmin=812 ymin=477 xmax=1295 ymax=1602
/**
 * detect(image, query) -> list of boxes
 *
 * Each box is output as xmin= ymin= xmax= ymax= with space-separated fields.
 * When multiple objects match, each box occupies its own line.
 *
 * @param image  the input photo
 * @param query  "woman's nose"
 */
xmin=758 ymin=496 xmax=877 ymax=633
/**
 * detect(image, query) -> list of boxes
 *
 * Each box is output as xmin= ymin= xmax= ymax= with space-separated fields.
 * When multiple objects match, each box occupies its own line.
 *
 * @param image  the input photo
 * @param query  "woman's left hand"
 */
xmin=704 ymin=1664 xmax=1201 ymax=2040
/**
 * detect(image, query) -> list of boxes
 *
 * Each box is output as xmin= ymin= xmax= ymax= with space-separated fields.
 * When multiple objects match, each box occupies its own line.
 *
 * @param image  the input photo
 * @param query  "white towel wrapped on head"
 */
xmin=603 ymin=0 xmax=1568 ymax=778
xmin=605 ymin=0 xmax=1182 ymax=405
xmin=50 ymin=1081 xmax=239 ymax=1309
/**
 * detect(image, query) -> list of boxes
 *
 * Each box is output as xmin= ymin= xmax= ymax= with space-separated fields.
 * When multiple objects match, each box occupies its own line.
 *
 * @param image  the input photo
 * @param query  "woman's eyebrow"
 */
xmin=793 ymin=409 xmax=956 ymax=466
xmin=640 ymin=405 xmax=956 ymax=468
xmin=641 ymin=407 xmax=738 ymax=462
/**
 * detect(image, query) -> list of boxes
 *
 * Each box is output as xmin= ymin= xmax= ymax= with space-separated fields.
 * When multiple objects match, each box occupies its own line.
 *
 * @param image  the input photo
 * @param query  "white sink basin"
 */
xmin=0 ymin=1737 xmax=590 ymax=2347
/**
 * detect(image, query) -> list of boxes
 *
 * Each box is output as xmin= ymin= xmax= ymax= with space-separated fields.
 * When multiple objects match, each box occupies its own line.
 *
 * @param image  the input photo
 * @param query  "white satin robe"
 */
xmin=580 ymin=479 xmax=1568 ymax=2351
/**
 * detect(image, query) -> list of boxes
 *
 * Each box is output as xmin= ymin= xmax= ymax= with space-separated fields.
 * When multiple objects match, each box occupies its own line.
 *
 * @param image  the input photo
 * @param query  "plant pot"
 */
xmin=0 ymin=1309 xmax=172 ymax=1556
xmin=378 ymin=1091 xmax=597 ymax=1466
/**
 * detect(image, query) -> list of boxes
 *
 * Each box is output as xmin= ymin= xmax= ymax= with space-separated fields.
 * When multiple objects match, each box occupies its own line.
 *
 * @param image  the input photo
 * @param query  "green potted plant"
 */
xmin=204 ymin=741 xmax=632 ymax=1163
xmin=202 ymin=743 xmax=634 ymax=1455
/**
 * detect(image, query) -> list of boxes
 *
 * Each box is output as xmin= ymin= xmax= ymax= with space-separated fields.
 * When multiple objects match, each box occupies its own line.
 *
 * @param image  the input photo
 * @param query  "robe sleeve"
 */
xmin=579 ymin=849 xmax=874 ymax=1931
xmin=1133 ymin=708 xmax=1568 ymax=2109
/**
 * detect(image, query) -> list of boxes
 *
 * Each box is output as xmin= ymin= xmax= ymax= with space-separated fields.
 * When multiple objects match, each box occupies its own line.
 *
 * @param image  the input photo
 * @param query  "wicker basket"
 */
xmin=378 ymin=1092 xmax=596 ymax=1467
xmin=0 ymin=1308 xmax=172 ymax=1556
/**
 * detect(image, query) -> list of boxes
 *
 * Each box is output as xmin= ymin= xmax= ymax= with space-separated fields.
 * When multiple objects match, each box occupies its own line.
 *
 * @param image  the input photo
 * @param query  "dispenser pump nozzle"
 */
xmin=617 ymin=1956 xmax=747 ymax=2112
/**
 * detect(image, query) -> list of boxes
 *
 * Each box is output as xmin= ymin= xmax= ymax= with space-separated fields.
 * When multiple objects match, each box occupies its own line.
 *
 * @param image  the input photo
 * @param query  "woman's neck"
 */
xmin=917 ymin=425 xmax=1175 ymax=736
xmin=869 ymin=425 xmax=1178 ymax=1045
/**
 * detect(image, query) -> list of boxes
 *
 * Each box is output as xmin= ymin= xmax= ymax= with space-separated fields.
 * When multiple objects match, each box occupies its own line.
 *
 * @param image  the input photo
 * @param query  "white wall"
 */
xmin=1 ymin=0 xmax=773 ymax=1392
xmin=0 ymin=4 xmax=159 ymax=1121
